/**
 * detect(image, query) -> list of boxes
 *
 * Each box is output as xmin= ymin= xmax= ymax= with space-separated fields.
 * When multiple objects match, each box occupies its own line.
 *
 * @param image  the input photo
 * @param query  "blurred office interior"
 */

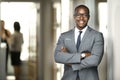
xmin=0 ymin=0 xmax=120 ymax=80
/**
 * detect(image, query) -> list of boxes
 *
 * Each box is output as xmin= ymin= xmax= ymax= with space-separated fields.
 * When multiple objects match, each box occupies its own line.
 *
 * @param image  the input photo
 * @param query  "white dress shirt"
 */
xmin=74 ymin=26 xmax=88 ymax=45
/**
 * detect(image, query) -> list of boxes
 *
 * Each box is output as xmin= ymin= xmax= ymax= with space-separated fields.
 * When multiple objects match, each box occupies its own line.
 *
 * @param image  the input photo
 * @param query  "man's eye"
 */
xmin=75 ymin=14 xmax=88 ymax=17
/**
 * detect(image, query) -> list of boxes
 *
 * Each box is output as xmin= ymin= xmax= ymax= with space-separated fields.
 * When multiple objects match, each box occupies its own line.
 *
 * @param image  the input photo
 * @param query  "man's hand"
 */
xmin=85 ymin=52 xmax=91 ymax=57
xmin=61 ymin=47 xmax=68 ymax=53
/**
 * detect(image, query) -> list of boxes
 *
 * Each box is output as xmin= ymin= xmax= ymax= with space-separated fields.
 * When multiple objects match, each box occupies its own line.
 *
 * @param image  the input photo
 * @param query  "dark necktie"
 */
xmin=76 ymin=31 xmax=82 ymax=51
xmin=76 ymin=31 xmax=82 ymax=80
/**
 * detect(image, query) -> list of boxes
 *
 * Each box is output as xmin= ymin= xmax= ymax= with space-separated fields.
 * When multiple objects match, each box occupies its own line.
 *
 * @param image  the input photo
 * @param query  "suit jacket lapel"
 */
xmin=79 ymin=27 xmax=92 ymax=50
xmin=70 ymin=29 xmax=77 ymax=52
xmin=69 ymin=28 xmax=77 ymax=52
xmin=67 ymin=27 xmax=92 ymax=52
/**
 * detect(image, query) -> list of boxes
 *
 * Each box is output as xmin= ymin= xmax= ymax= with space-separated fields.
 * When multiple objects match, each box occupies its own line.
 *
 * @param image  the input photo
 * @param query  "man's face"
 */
xmin=74 ymin=7 xmax=90 ymax=30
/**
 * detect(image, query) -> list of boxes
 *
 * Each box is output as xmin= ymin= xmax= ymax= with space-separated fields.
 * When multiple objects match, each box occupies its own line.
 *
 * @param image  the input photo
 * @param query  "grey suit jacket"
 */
xmin=54 ymin=26 xmax=104 ymax=80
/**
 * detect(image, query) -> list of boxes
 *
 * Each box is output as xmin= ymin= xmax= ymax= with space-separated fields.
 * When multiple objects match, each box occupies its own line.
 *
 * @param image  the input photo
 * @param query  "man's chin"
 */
xmin=77 ymin=25 xmax=86 ymax=29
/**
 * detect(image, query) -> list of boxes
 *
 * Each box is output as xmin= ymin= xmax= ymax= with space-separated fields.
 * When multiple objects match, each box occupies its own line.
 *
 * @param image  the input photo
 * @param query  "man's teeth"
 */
xmin=79 ymin=21 xmax=84 ymax=23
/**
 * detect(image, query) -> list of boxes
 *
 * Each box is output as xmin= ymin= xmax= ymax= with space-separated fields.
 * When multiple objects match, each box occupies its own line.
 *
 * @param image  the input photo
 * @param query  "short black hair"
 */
xmin=14 ymin=21 xmax=20 ymax=32
xmin=74 ymin=5 xmax=90 ymax=16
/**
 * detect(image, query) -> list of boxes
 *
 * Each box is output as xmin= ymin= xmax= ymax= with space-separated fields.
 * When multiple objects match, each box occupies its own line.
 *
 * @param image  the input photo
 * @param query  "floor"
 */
xmin=7 ymin=60 xmax=28 ymax=80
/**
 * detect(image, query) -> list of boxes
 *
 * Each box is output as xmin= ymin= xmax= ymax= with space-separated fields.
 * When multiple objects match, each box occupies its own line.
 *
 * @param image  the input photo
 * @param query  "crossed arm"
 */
xmin=61 ymin=47 xmax=91 ymax=59
xmin=61 ymin=47 xmax=91 ymax=66
xmin=54 ymin=32 xmax=104 ymax=71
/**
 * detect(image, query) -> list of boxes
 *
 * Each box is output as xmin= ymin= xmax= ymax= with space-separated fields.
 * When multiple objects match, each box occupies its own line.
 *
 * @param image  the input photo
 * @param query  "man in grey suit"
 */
xmin=54 ymin=5 xmax=104 ymax=80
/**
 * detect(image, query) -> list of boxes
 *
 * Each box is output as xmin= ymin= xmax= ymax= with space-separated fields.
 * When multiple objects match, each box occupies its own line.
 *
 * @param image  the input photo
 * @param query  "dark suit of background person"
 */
xmin=9 ymin=22 xmax=24 ymax=80
xmin=0 ymin=20 xmax=11 ymax=74
xmin=54 ymin=5 xmax=104 ymax=80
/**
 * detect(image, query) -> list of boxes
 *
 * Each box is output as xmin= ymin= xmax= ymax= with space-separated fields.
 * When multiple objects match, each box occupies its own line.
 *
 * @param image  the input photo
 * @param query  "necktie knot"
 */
xmin=79 ymin=31 xmax=82 ymax=34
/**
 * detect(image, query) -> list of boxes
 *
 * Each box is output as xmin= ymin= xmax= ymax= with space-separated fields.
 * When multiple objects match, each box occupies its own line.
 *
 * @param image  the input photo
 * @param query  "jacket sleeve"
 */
xmin=54 ymin=33 xmax=82 ymax=64
xmin=72 ymin=33 xmax=104 ymax=71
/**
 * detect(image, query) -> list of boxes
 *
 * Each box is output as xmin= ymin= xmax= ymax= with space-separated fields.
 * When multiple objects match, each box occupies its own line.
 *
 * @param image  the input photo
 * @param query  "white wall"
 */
xmin=108 ymin=0 xmax=120 ymax=80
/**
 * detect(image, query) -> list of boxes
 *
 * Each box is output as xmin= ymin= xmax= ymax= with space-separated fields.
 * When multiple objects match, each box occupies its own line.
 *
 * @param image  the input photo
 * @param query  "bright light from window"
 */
xmin=1 ymin=2 xmax=37 ymax=61
xmin=61 ymin=0 xmax=70 ymax=32
xmin=98 ymin=2 xmax=107 ymax=37
xmin=7 ymin=75 xmax=15 ymax=80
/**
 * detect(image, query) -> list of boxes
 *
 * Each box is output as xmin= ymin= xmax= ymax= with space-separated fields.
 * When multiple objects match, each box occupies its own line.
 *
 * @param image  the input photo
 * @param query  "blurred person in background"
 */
xmin=9 ymin=21 xmax=24 ymax=80
xmin=0 ymin=20 xmax=11 ymax=74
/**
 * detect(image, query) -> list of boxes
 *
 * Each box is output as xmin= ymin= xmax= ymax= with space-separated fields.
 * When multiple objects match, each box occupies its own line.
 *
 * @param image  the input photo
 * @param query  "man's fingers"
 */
xmin=86 ymin=53 xmax=91 ymax=57
xmin=61 ymin=47 xmax=68 ymax=52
